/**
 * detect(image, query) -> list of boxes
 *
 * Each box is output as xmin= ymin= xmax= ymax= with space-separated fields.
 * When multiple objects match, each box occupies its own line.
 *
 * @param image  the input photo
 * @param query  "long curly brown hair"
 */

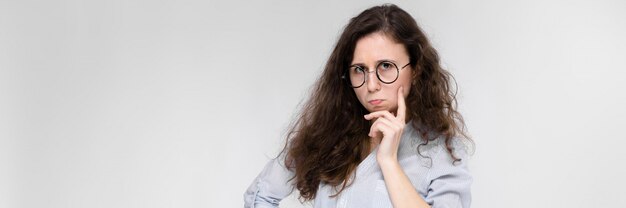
xmin=281 ymin=4 xmax=472 ymax=201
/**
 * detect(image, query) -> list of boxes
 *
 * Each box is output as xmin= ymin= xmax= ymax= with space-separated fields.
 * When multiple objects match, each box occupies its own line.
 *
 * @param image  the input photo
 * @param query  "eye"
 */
xmin=350 ymin=66 xmax=365 ymax=73
xmin=378 ymin=62 xmax=394 ymax=71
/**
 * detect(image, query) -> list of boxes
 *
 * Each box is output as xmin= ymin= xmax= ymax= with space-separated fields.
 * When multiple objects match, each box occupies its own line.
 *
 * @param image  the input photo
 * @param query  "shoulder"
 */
xmin=435 ymin=136 xmax=472 ymax=163
xmin=422 ymin=137 xmax=473 ymax=207
xmin=401 ymin=125 xmax=473 ymax=168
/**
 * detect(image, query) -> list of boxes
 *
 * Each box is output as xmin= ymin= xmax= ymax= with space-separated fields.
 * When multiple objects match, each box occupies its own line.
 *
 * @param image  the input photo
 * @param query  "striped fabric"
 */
xmin=244 ymin=123 xmax=472 ymax=208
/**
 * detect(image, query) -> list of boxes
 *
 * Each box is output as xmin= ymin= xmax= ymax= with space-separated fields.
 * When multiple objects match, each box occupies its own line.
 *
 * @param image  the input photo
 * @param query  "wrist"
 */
xmin=377 ymin=154 xmax=399 ymax=169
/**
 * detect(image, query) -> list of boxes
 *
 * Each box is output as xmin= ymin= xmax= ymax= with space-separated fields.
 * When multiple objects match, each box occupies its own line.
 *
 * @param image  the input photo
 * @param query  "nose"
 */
xmin=365 ymin=70 xmax=380 ymax=92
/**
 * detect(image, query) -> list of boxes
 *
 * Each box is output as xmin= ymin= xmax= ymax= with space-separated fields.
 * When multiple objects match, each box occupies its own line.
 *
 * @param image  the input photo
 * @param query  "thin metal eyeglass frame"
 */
xmin=342 ymin=62 xmax=411 ymax=88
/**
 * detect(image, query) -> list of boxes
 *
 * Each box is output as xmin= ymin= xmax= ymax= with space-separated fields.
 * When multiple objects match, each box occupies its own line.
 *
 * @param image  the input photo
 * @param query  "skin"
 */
xmin=352 ymin=32 xmax=431 ymax=208
xmin=351 ymin=32 xmax=412 ymax=115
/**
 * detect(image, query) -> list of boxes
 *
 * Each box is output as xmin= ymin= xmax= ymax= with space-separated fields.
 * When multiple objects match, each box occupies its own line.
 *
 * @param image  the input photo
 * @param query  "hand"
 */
xmin=364 ymin=87 xmax=407 ymax=164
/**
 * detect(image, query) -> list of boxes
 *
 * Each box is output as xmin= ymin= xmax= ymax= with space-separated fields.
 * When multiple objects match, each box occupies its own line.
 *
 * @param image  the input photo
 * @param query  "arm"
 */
xmin=365 ymin=87 xmax=471 ymax=207
xmin=243 ymin=155 xmax=295 ymax=208
xmin=366 ymin=87 xmax=431 ymax=208
xmin=379 ymin=142 xmax=472 ymax=208
xmin=379 ymin=158 xmax=432 ymax=208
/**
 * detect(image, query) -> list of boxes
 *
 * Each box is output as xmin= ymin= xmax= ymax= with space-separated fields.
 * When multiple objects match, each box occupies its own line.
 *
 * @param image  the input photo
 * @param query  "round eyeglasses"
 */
xmin=342 ymin=61 xmax=411 ymax=88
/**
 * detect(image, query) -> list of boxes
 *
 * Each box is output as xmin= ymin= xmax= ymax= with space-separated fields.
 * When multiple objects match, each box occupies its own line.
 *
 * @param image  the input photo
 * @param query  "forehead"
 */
xmin=352 ymin=32 xmax=408 ymax=64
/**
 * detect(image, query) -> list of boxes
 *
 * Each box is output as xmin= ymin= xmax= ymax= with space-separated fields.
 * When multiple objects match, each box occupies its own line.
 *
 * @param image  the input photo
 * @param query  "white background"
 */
xmin=1 ymin=0 xmax=625 ymax=207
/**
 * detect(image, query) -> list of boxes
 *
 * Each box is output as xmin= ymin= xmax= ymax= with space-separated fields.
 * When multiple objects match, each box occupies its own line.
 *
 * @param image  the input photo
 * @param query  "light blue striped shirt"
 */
xmin=244 ymin=123 xmax=472 ymax=208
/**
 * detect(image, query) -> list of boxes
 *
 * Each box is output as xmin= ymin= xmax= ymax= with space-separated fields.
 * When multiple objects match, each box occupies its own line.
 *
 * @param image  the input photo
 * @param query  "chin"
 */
xmin=369 ymin=105 xmax=388 ymax=112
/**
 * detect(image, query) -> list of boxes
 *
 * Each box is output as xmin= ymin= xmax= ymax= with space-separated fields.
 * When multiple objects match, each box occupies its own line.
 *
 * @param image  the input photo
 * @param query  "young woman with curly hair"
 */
xmin=245 ymin=4 xmax=473 ymax=208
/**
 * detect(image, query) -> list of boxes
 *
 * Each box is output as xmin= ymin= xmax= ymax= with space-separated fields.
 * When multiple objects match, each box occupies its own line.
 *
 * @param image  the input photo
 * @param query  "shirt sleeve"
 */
xmin=243 ymin=154 xmax=295 ymax=208
xmin=423 ymin=139 xmax=473 ymax=208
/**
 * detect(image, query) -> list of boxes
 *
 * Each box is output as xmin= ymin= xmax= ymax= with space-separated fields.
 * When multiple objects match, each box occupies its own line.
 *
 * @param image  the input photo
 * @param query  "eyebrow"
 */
xmin=350 ymin=59 xmax=398 ymax=67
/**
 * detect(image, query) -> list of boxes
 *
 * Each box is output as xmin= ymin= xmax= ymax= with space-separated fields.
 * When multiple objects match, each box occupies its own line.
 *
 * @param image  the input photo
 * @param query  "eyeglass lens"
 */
xmin=348 ymin=61 xmax=400 ymax=88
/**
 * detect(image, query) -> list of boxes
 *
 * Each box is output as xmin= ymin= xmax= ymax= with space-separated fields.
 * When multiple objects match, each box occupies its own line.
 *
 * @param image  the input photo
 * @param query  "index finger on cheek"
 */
xmin=397 ymin=86 xmax=406 ymax=122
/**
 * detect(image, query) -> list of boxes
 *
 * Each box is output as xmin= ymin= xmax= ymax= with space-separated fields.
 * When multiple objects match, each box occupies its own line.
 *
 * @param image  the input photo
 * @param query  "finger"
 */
xmin=368 ymin=121 xmax=383 ymax=138
xmin=364 ymin=110 xmax=395 ymax=120
xmin=364 ymin=111 xmax=403 ymax=126
xmin=396 ymin=86 xmax=407 ymax=122
xmin=369 ymin=117 xmax=402 ymax=141
xmin=369 ymin=119 xmax=393 ymax=138
xmin=373 ymin=117 xmax=400 ymax=133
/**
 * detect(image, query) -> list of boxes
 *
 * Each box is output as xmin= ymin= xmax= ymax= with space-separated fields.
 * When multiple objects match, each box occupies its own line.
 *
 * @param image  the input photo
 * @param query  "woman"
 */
xmin=244 ymin=4 xmax=473 ymax=208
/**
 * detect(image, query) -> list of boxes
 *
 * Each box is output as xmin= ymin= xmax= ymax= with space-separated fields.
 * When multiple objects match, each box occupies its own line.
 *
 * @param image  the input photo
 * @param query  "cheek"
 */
xmin=389 ymin=76 xmax=412 ymax=92
xmin=400 ymin=73 xmax=413 ymax=86
xmin=353 ymin=88 xmax=367 ymax=102
xmin=399 ymin=74 xmax=413 ymax=93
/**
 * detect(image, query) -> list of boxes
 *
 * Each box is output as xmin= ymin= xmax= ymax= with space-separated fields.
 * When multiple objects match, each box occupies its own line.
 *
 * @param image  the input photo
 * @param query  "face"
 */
xmin=351 ymin=32 xmax=413 ymax=114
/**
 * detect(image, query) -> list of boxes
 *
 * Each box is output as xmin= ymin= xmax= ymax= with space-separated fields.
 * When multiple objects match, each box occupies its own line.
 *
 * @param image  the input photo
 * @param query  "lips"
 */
xmin=368 ymin=99 xmax=383 ymax=105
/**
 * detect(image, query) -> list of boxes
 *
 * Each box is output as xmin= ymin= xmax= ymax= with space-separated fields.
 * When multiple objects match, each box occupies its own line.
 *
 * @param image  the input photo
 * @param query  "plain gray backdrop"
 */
xmin=1 ymin=0 xmax=625 ymax=207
